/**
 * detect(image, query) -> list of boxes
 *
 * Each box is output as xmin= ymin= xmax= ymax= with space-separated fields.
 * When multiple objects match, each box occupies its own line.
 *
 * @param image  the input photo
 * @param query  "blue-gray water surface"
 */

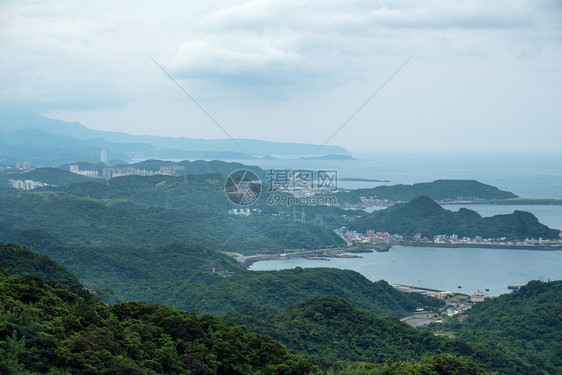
xmin=244 ymin=152 xmax=562 ymax=295
xmin=250 ymin=246 xmax=562 ymax=296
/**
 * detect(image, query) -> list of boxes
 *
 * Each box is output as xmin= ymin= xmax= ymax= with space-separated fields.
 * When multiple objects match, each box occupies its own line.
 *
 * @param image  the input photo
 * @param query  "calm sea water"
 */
xmin=250 ymin=246 xmax=562 ymax=296
xmin=238 ymin=151 xmax=562 ymax=198
xmin=243 ymin=152 xmax=562 ymax=294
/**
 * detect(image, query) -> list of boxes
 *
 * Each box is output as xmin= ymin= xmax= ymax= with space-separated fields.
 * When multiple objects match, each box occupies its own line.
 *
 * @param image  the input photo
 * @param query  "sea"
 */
xmin=237 ymin=151 xmax=562 ymax=295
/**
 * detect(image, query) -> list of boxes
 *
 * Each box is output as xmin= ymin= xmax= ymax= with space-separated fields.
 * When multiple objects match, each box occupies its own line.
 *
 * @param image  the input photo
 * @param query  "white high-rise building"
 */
xmin=101 ymin=148 xmax=107 ymax=163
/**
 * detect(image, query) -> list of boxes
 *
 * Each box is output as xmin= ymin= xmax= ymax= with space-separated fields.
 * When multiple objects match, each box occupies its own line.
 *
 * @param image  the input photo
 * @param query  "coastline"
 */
xmin=236 ymin=242 xmax=562 ymax=269
xmin=235 ymin=247 xmax=372 ymax=268
xmin=401 ymin=242 xmax=562 ymax=251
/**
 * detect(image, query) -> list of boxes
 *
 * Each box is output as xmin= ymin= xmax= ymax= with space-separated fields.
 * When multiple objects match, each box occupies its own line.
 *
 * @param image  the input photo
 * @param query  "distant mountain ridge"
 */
xmin=336 ymin=179 xmax=518 ymax=204
xmin=349 ymin=196 xmax=560 ymax=239
xmin=0 ymin=111 xmax=350 ymax=165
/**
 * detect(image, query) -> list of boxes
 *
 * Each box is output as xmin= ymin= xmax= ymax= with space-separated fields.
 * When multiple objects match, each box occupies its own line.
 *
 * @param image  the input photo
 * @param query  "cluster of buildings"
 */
xmin=0 ymin=161 xmax=33 ymax=173
xmin=339 ymin=229 xmax=561 ymax=248
xmin=68 ymin=165 xmax=185 ymax=179
xmin=15 ymin=161 xmax=32 ymax=171
xmin=339 ymin=228 xmax=404 ymax=244
xmin=228 ymin=208 xmax=262 ymax=216
xmin=432 ymin=233 xmax=561 ymax=246
xmin=69 ymin=165 xmax=99 ymax=178
xmin=9 ymin=179 xmax=49 ymax=190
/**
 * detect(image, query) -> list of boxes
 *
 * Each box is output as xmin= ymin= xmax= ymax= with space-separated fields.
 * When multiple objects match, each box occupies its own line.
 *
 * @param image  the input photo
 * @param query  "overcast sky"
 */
xmin=1 ymin=0 xmax=561 ymax=153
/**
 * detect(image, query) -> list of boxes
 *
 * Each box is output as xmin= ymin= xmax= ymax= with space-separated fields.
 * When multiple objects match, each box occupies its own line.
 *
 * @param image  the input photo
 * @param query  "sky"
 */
xmin=1 ymin=0 xmax=561 ymax=153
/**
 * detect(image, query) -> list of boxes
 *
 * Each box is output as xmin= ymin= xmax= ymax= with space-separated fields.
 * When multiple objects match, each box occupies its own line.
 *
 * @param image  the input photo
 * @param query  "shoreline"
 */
xmin=236 ymin=247 xmax=374 ymax=268
xmin=236 ymin=243 xmax=562 ymax=268
xmin=401 ymin=242 xmax=562 ymax=251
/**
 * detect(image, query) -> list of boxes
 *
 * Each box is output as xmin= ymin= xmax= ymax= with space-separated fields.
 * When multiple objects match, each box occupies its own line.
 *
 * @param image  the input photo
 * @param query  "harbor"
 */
xmin=248 ymin=245 xmax=562 ymax=297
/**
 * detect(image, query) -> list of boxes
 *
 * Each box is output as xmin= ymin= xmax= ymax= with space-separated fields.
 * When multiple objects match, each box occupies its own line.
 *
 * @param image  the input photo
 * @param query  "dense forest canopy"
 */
xmin=0 ymin=266 xmax=311 ymax=375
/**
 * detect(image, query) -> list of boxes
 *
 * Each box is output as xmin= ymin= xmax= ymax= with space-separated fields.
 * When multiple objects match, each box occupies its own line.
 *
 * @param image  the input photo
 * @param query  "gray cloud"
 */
xmin=0 ymin=0 xmax=561 ymax=151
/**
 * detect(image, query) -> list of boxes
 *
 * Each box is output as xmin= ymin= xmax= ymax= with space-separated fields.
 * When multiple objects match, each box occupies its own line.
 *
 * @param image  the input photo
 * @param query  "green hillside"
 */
xmin=185 ymin=268 xmax=444 ymax=317
xmin=441 ymin=280 xmax=562 ymax=373
xmin=0 ymin=242 xmax=80 ymax=287
xmin=226 ymin=295 xmax=449 ymax=362
xmin=0 ymin=191 xmax=344 ymax=253
xmin=225 ymin=295 xmax=505 ymax=373
xmin=223 ymin=293 xmax=547 ymax=374
xmin=328 ymin=355 xmax=493 ymax=375
xmin=0 ymin=226 xmax=443 ymax=319
xmin=349 ymin=196 xmax=560 ymax=239
xmin=0 ymin=269 xmax=310 ymax=374
xmin=335 ymin=179 xmax=518 ymax=204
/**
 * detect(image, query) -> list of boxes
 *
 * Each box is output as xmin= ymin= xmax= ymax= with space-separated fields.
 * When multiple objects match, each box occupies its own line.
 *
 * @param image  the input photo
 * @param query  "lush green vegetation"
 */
xmin=350 ymin=196 xmax=560 ymax=239
xmin=321 ymin=354 xmax=492 ymax=375
xmin=0 ymin=225 xmax=434 ymax=317
xmin=0 ymin=242 xmax=80 ymax=287
xmin=225 ymin=295 xmax=451 ymax=362
xmin=437 ymin=280 xmax=562 ymax=374
xmin=224 ymin=293 xmax=553 ymax=374
xmin=187 ymin=268 xmax=444 ymax=317
xmin=222 ymin=293 xmax=543 ymax=374
xmin=0 ymin=224 xmax=242 ymax=305
xmin=225 ymin=295 xmax=507 ymax=373
xmin=0 ymin=268 xmax=311 ymax=374
xmin=334 ymin=179 xmax=518 ymax=204
xmin=0 ymin=190 xmax=344 ymax=253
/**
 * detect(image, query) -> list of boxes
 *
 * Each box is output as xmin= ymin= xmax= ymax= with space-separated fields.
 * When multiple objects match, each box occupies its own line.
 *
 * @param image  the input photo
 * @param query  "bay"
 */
xmin=246 ymin=152 xmax=562 ymax=297
xmin=250 ymin=246 xmax=562 ymax=296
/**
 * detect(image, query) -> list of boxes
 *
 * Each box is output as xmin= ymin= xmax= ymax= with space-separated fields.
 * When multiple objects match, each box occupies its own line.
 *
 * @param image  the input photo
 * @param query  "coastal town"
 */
xmin=337 ymin=227 xmax=562 ymax=249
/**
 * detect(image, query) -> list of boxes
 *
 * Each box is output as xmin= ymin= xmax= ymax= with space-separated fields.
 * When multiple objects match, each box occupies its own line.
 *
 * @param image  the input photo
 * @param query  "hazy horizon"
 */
xmin=1 ymin=1 xmax=561 ymax=153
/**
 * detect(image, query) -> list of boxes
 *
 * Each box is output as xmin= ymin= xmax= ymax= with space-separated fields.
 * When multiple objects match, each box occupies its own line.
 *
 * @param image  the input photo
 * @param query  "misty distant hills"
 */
xmin=349 ymin=196 xmax=560 ymax=239
xmin=335 ymin=179 xmax=518 ymax=204
xmin=0 ymin=111 xmax=349 ymax=165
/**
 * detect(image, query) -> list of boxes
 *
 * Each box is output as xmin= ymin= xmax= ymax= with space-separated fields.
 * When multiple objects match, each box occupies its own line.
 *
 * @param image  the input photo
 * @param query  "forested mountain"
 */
xmin=0 ymin=268 xmax=310 ymax=374
xmin=0 ymin=190 xmax=344 ymax=253
xmin=0 ymin=229 xmax=442 ymax=317
xmin=182 ymin=268 xmax=444 ymax=317
xmin=331 ymin=354 xmax=493 ymax=375
xmin=0 ymin=242 xmax=80 ymax=287
xmin=226 ymin=295 xmax=450 ymax=362
xmin=335 ymin=179 xmax=518 ymax=204
xmin=349 ymin=196 xmax=560 ymax=239
xmin=225 ymin=295 xmax=525 ymax=373
xmin=51 ymin=174 xmax=234 ymax=212
xmin=441 ymin=280 xmax=562 ymax=374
